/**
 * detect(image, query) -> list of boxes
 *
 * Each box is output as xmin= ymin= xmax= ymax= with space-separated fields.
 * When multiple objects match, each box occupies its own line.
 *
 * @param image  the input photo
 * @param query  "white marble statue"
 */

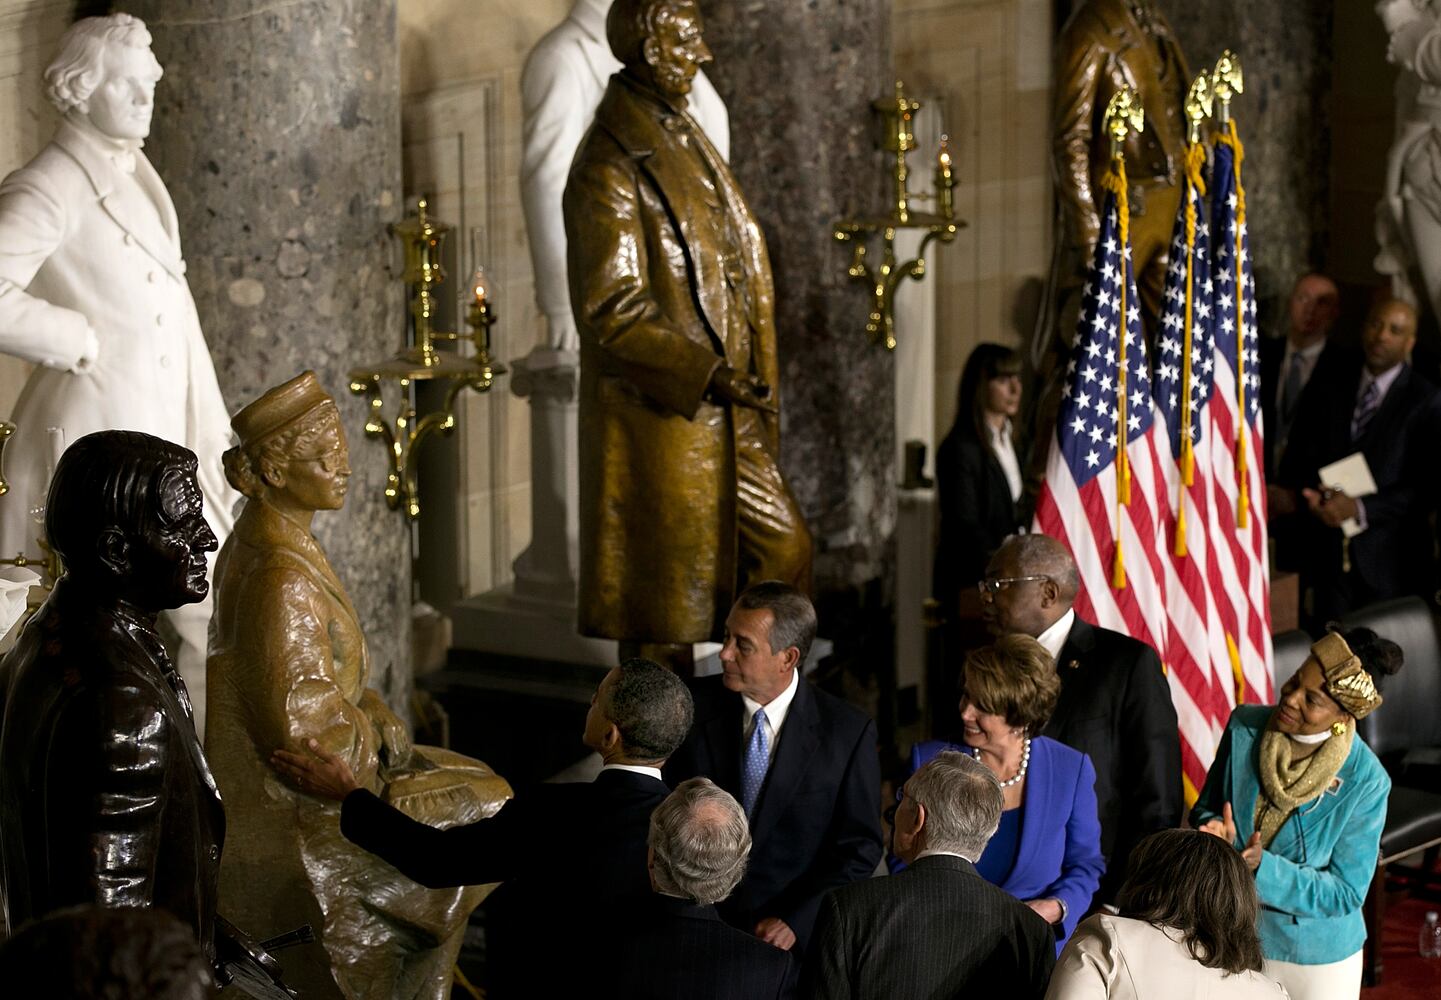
xmin=0 ymin=14 xmax=238 ymax=735
xmin=520 ymin=0 xmax=730 ymax=353
xmin=1376 ymin=0 xmax=1441 ymax=317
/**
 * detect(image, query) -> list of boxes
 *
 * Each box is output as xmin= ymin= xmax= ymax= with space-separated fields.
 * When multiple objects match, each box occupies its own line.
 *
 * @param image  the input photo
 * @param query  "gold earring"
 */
xmin=1331 ymin=721 xmax=1346 ymax=737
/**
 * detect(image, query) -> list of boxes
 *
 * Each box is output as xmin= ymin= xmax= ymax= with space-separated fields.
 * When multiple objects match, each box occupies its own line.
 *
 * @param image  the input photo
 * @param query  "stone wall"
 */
xmin=128 ymin=0 xmax=413 ymax=709
xmin=698 ymin=0 xmax=897 ymax=598
xmin=1154 ymin=0 xmax=1336 ymax=333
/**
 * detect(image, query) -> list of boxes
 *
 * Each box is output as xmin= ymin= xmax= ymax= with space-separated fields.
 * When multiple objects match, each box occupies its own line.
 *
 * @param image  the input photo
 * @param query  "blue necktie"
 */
xmin=741 ymin=708 xmax=770 ymax=815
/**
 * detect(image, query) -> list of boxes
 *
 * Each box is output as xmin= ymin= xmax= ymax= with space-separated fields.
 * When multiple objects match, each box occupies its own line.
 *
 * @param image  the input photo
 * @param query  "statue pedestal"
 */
xmin=451 ymin=348 xmax=617 ymax=665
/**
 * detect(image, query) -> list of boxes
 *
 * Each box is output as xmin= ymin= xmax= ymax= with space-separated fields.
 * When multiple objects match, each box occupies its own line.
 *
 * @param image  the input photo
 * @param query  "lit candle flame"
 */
xmin=937 ymin=134 xmax=952 ymax=174
xmin=471 ymin=266 xmax=489 ymax=306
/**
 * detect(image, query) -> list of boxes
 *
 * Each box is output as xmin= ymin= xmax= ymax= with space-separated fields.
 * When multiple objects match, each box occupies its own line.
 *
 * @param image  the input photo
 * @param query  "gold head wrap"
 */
xmin=231 ymin=370 xmax=333 ymax=447
xmin=1311 ymin=632 xmax=1383 ymax=720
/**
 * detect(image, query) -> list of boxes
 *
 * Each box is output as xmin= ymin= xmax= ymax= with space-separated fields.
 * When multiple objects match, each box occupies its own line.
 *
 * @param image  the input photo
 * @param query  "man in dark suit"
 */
xmin=663 ymin=582 xmax=883 ymax=953
xmin=1258 ymin=273 xmax=1342 ymax=474
xmin=1274 ymin=297 xmax=1437 ymax=627
xmin=803 ymin=751 xmax=1054 ymax=999
xmin=612 ymin=777 xmax=795 ymax=999
xmin=982 ymin=534 xmax=1181 ymax=903
xmin=271 ymin=658 xmax=693 ymax=998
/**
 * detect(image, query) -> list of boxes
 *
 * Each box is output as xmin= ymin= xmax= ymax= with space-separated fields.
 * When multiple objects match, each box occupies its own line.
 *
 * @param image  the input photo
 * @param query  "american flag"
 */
xmin=1208 ymin=126 xmax=1274 ymax=705
xmin=1151 ymin=171 xmax=1232 ymax=796
xmin=1035 ymin=184 xmax=1168 ymax=659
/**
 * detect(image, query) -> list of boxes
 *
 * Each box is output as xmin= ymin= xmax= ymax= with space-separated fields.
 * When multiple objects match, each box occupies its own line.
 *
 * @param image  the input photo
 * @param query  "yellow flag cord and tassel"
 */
xmin=1100 ymin=158 xmax=1131 ymax=589
xmin=1173 ymin=142 xmax=1208 ymax=558
xmin=1216 ymin=119 xmax=1251 ymax=528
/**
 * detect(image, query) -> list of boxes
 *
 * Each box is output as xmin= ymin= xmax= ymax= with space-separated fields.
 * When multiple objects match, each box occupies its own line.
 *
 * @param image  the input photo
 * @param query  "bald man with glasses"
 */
xmin=978 ymin=534 xmax=1181 ymax=904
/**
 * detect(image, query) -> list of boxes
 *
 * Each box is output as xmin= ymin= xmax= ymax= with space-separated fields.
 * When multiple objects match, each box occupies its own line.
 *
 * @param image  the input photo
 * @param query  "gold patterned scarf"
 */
xmin=1255 ymin=716 xmax=1353 ymax=847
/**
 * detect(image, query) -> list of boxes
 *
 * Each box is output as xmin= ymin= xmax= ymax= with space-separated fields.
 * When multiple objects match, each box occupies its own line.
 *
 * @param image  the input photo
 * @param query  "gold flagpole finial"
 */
xmin=1185 ymin=71 xmax=1214 ymax=144
xmin=1212 ymin=50 xmax=1244 ymax=123
xmin=1104 ymin=87 xmax=1145 ymax=159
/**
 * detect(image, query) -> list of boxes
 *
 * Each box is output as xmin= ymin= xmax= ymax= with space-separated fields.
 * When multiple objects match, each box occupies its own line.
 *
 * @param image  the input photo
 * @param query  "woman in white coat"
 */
xmin=1045 ymin=829 xmax=1289 ymax=1000
xmin=0 ymin=15 xmax=236 ymax=732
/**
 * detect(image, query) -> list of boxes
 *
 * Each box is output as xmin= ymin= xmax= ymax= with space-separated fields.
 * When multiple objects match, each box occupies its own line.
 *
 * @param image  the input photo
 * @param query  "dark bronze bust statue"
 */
xmin=0 ymin=430 xmax=296 ymax=998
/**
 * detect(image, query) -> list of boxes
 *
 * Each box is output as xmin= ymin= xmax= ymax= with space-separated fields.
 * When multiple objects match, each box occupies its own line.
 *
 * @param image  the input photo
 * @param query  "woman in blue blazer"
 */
xmin=900 ymin=634 xmax=1105 ymax=951
xmin=1193 ymin=627 xmax=1400 ymax=1000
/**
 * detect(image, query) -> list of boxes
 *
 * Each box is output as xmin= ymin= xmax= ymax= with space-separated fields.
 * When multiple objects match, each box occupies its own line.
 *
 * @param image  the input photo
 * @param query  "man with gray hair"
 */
xmin=611 ymin=778 xmax=795 ymax=997
xmin=802 ymin=752 xmax=1055 ymax=998
xmin=0 ymin=13 xmax=238 ymax=736
xmin=665 ymin=582 xmax=882 ymax=953
xmin=980 ymin=532 xmax=1179 ymax=903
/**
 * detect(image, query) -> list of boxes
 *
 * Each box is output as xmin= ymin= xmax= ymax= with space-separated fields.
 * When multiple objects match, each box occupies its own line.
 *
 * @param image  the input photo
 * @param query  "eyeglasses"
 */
xmin=977 ymin=575 xmax=1051 ymax=597
xmin=883 ymin=786 xmax=913 ymax=826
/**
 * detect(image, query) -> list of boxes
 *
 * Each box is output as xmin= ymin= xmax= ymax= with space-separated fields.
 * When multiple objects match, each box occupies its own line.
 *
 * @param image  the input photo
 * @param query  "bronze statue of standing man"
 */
xmin=564 ymin=0 xmax=812 ymax=670
xmin=1053 ymin=0 xmax=1190 ymax=337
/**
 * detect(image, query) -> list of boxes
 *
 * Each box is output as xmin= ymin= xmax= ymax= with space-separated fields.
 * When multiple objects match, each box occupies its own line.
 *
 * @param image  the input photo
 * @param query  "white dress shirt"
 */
xmin=742 ymin=667 xmax=800 ymax=764
xmin=1278 ymin=337 xmax=1325 ymax=402
xmin=988 ymin=419 xmax=1024 ymax=503
xmin=599 ymin=763 xmax=664 ymax=781
xmin=1036 ymin=608 xmax=1078 ymax=664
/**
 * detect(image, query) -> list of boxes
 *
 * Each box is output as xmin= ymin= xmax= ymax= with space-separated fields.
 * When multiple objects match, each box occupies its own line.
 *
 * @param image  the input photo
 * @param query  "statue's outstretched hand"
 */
xmin=709 ymin=365 xmax=778 ymax=413
xmin=271 ymin=739 xmax=360 ymax=802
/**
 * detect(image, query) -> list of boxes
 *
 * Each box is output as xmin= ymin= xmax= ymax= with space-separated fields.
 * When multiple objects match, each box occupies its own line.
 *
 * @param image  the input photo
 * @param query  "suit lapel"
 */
xmin=1007 ymin=737 xmax=1054 ymax=890
xmin=1358 ymin=365 xmax=1412 ymax=452
xmin=701 ymin=690 xmax=744 ymax=796
xmin=598 ymin=77 xmax=729 ymax=357
xmin=54 ymin=122 xmax=185 ymax=282
xmin=1051 ymin=616 xmax=1096 ymax=725
xmin=750 ymin=680 xmax=821 ymax=844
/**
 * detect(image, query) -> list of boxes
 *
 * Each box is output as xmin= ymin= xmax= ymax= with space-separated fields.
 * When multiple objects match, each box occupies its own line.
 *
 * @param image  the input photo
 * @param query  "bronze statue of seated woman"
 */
xmin=205 ymin=371 xmax=511 ymax=1000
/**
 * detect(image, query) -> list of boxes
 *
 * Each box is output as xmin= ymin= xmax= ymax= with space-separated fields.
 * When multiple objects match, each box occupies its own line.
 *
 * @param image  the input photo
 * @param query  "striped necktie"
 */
xmin=1351 ymin=378 xmax=1380 ymax=441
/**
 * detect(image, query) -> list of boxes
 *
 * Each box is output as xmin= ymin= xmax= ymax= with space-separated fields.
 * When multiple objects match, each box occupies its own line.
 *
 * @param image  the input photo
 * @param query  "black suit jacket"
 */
xmin=801 ymin=855 xmax=1055 ymax=999
xmin=1258 ymin=337 xmax=1344 ymax=475
xmin=1043 ymin=615 xmax=1180 ymax=903
xmin=663 ymin=676 xmax=882 ymax=950
xmin=341 ymin=767 xmax=668 ymax=997
xmin=1277 ymin=358 xmax=1436 ymax=613
xmin=608 ymin=893 xmax=796 ymax=999
xmin=934 ymin=429 xmax=1025 ymax=605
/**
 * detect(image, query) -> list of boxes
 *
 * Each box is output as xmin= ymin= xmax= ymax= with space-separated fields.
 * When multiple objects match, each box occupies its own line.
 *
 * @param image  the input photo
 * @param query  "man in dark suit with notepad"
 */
xmin=1277 ymin=297 xmax=1437 ymax=626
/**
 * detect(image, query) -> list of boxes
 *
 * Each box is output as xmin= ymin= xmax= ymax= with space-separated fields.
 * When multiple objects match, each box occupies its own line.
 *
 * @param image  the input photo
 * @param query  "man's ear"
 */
xmin=1040 ymin=578 xmax=1061 ymax=609
xmin=642 ymin=35 xmax=660 ymax=69
xmin=601 ymin=721 xmax=622 ymax=753
xmin=909 ymin=801 xmax=928 ymax=845
xmin=780 ymin=644 xmax=802 ymax=673
xmin=96 ymin=527 xmax=129 ymax=578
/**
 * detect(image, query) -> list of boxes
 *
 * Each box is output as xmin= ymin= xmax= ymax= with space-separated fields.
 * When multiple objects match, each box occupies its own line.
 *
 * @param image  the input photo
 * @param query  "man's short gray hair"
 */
xmin=735 ymin=581 xmax=817 ymax=665
xmin=909 ymin=751 xmax=1003 ymax=860
xmin=648 ymin=778 xmax=750 ymax=905
xmin=999 ymin=533 xmax=1080 ymax=603
xmin=45 ymin=14 xmax=161 ymax=115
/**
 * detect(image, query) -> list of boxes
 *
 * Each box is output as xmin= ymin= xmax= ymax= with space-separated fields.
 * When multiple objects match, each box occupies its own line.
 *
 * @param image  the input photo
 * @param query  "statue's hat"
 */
xmin=231 ymin=370 xmax=334 ymax=445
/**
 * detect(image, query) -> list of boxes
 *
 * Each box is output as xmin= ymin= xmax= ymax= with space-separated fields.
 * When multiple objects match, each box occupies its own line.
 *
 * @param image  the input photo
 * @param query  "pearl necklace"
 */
xmin=972 ymin=737 xmax=1031 ymax=788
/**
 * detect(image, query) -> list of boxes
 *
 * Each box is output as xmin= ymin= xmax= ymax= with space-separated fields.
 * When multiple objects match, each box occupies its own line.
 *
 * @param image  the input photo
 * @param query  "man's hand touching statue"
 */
xmin=272 ymin=739 xmax=361 ymax=803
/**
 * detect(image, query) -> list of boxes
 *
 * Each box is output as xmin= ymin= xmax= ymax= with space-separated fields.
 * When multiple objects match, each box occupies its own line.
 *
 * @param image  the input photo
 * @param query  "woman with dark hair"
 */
xmin=896 ymin=635 xmax=1104 ymax=951
xmin=934 ymin=343 xmax=1027 ymax=610
xmin=1045 ymin=829 xmax=1287 ymax=998
xmin=1192 ymin=626 xmax=1401 ymax=1000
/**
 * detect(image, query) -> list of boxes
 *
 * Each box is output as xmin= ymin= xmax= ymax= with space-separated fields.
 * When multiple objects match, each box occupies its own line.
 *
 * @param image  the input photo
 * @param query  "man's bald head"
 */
xmin=980 ymin=534 xmax=1079 ymax=638
xmin=1363 ymin=297 xmax=1418 ymax=376
xmin=1287 ymin=273 xmax=1340 ymax=349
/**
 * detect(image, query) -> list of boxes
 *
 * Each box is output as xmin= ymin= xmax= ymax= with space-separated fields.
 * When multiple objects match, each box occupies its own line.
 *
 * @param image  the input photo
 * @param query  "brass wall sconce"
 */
xmin=833 ymin=80 xmax=967 ymax=350
xmin=0 ymin=423 xmax=64 ymax=600
xmin=349 ymin=198 xmax=505 ymax=520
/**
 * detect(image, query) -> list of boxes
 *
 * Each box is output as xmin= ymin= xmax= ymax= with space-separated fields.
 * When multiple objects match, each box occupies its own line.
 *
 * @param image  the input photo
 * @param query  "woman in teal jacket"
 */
xmin=1192 ymin=626 xmax=1401 ymax=1000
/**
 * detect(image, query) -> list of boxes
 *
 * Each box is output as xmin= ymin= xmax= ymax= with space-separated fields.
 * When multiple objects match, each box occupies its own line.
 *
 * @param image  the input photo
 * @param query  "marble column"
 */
xmin=1154 ymin=0 xmax=1334 ymax=331
xmin=127 ymin=0 xmax=411 ymax=711
xmin=697 ymin=0 xmax=897 ymax=599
